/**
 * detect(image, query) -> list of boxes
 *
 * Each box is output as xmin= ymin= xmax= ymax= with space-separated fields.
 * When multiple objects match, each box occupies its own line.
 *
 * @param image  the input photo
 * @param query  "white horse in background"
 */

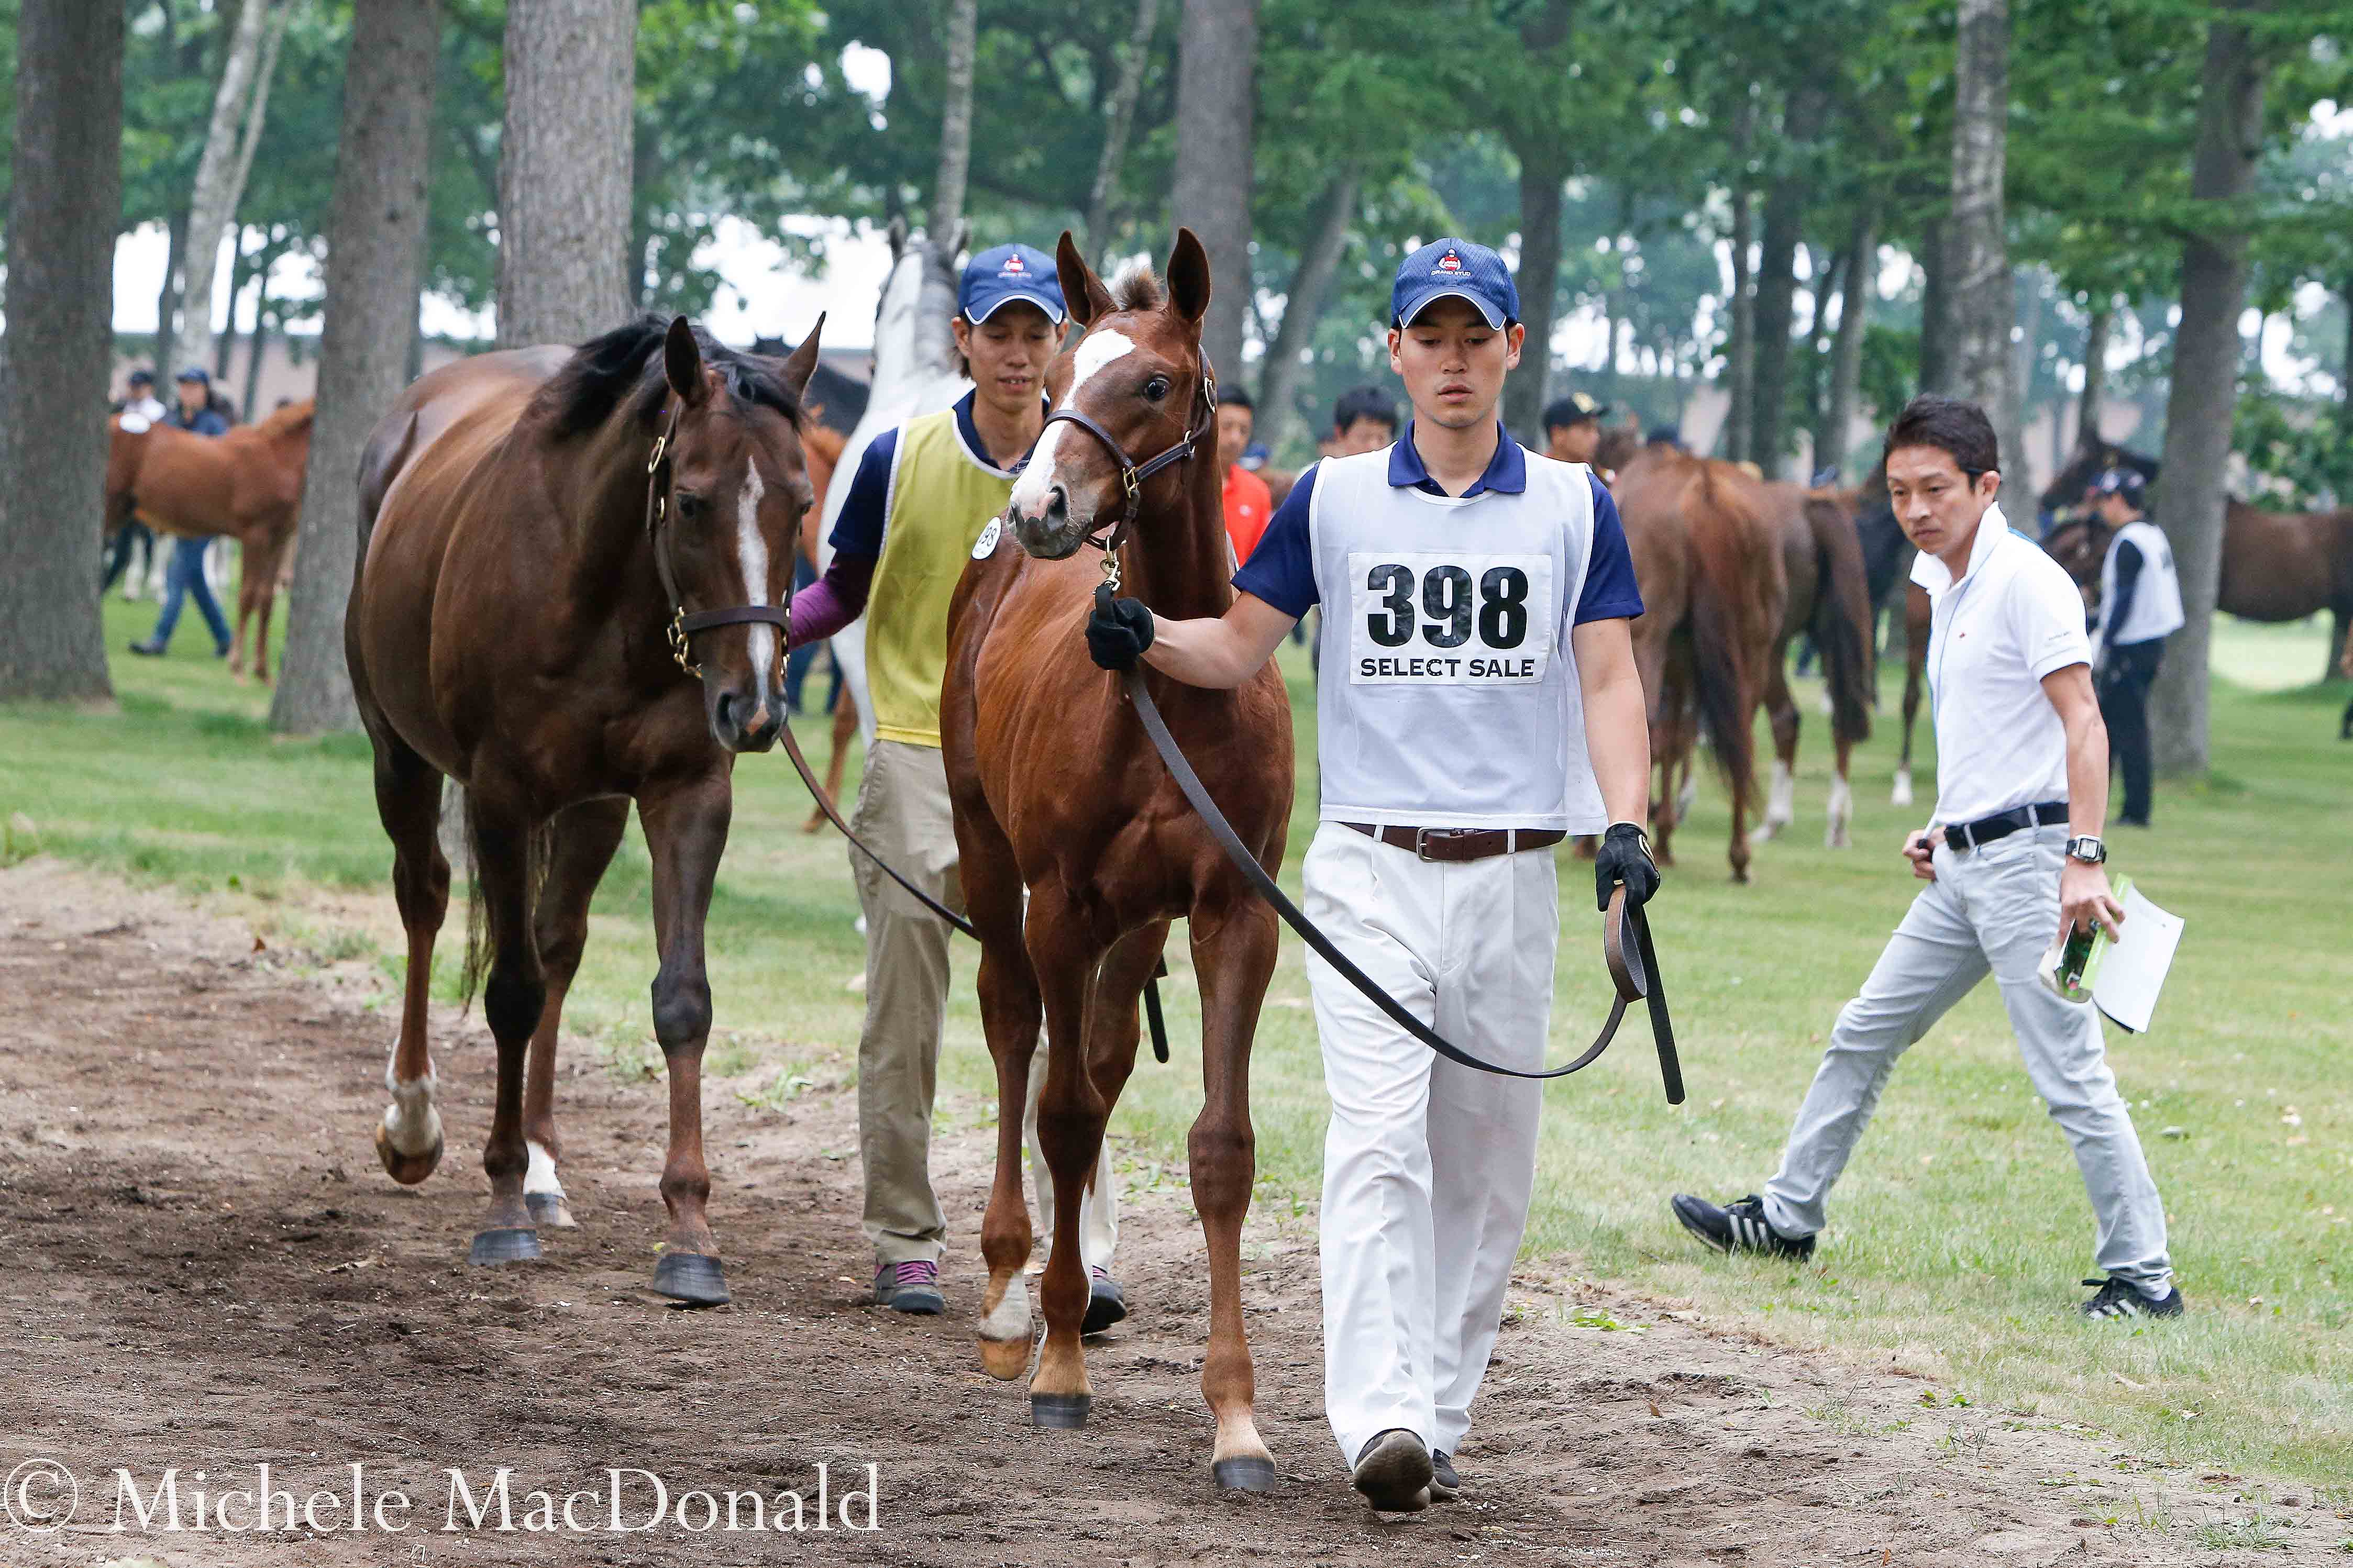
xmin=816 ymin=220 xmax=968 ymax=750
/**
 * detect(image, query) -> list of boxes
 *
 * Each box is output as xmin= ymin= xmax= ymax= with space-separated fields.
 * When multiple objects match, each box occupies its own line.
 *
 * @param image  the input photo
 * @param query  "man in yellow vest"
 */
xmin=786 ymin=244 xmax=1126 ymax=1324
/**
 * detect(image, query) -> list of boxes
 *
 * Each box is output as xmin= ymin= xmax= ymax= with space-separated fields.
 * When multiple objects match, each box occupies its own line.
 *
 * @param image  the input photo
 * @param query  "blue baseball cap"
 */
xmin=175 ymin=365 xmax=212 ymax=386
xmin=1391 ymin=238 xmax=1520 ymax=329
xmin=2091 ymin=467 xmax=2146 ymax=503
xmin=958 ymin=244 xmax=1066 ymax=326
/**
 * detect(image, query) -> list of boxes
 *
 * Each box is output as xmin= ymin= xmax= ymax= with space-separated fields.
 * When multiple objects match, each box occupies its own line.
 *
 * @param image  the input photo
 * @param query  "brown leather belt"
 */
xmin=1341 ymin=821 xmax=1567 ymax=863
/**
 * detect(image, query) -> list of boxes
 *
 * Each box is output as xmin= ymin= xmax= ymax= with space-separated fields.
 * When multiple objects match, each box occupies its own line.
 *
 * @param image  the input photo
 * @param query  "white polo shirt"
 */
xmin=1912 ymin=502 xmax=2092 ymax=827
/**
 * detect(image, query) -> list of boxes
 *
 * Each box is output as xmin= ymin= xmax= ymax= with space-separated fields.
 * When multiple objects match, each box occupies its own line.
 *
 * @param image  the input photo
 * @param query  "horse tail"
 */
xmin=457 ymin=804 xmax=554 ymax=1011
xmin=1685 ymin=470 xmax=1767 ymax=814
xmin=1808 ymin=493 xmax=1876 ymax=746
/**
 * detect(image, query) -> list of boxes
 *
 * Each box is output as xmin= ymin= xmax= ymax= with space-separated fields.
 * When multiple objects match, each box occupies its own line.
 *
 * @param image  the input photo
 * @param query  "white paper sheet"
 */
xmin=2093 ymin=884 xmax=2184 ymax=1033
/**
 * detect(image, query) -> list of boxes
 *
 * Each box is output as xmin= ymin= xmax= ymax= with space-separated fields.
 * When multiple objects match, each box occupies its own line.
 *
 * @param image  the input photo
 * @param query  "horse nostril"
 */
xmin=714 ymin=691 xmax=738 ymax=734
xmin=1046 ymin=484 xmax=1068 ymax=519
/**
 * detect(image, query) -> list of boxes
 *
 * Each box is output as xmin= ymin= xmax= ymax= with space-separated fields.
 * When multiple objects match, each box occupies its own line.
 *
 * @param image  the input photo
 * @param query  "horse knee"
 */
xmin=483 ymin=965 xmax=546 ymax=1044
xmin=535 ymin=916 xmax=589 ymax=980
xmin=650 ymin=966 xmax=712 ymax=1052
xmin=1187 ymin=1121 xmax=1255 ymax=1209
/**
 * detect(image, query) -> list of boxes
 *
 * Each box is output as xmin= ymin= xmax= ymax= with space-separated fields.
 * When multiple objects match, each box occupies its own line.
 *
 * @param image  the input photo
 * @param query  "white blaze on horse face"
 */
xmin=1007 ymin=328 xmax=1137 ymax=519
xmin=736 ymin=458 xmax=775 ymax=680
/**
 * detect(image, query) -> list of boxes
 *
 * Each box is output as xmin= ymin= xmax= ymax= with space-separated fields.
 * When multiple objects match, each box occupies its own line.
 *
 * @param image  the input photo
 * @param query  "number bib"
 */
xmin=1346 ymin=551 xmax=1554 ymax=685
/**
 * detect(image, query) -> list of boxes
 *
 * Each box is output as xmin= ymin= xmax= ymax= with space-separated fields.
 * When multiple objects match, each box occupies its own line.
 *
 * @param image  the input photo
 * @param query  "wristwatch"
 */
xmin=2064 ymin=835 xmax=2106 ymax=865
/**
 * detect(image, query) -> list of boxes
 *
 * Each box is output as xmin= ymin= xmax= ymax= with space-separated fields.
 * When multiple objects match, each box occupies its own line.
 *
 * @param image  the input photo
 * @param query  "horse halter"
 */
xmin=1033 ymin=362 xmax=1217 ymax=592
xmin=644 ymin=399 xmax=791 ymax=678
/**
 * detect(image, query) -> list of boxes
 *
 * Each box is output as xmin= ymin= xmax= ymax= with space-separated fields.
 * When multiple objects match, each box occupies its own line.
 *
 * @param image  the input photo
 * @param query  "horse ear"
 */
xmin=663 ymin=316 xmax=709 ymax=406
xmin=778 ymin=313 xmax=825 ymax=401
xmin=1054 ymin=230 xmax=1116 ymax=329
xmin=1166 ymin=227 xmax=1212 ymax=329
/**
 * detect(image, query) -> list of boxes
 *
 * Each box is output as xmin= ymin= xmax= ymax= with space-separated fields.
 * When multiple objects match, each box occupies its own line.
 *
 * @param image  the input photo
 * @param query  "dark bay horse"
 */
xmin=1753 ymin=481 xmax=1876 ymax=848
xmin=941 ymin=230 xmax=1294 ymax=1488
xmin=103 ymin=400 xmax=315 ymax=682
xmin=346 ymin=316 xmax=823 ymax=1304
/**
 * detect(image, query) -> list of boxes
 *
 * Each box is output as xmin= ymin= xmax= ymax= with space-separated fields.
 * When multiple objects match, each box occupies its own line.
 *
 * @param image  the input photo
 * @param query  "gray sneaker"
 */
xmin=1430 ymin=1450 xmax=1461 ymax=1500
xmin=872 ymin=1259 xmax=944 ymax=1315
xmin=1351 ymin=1428 xmax=1433 ymax=1513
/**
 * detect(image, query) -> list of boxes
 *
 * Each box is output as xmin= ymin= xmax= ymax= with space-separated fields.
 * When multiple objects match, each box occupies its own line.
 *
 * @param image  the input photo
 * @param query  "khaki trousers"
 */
xmin=851 ymin=739 xmax=1118 ymax=1270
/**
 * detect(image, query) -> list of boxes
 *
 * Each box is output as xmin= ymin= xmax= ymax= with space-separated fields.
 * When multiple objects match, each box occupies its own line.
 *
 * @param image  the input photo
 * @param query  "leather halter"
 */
xmin=644 ymin=399 xmax=791 ymax=678
xmin=1033 ymin=363 xmax=1217 ymax=581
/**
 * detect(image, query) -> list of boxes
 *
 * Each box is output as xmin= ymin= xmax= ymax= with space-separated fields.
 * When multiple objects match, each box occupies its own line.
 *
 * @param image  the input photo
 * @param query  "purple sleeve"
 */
xmin=786 ymin=551 xmax=875 ymax=650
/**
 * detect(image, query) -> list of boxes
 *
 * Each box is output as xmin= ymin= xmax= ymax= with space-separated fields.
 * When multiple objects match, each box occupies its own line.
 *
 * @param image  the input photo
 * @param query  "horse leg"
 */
xmin=464 ymin=794 xmax=548 ymax=1267
xmin=1753 ymin=643 xmax=1798 ymax=846
xmin=369 ymin=736 xmax=450 ymax=1186
xmin=1030 ymin=924 xmax=1162 ymax=1284
xmin=249 ymin=577 xmax=275 ymax=685
xmin=1727 ymin=678 xmax=1759 ymax=884
xmin=1023 ymin=893 xmax=1106 ymax=1427
xmin=521 ymin=798 xmax=631 ymax=1230
xmin=1893 ymin=599 xmax=1927 ymax=806
xmin=636 ymin=775 xmax=734 ymax=1305
xmin=1827 ymin=733 xmax=1855 ymax=849
xmin=1188 ymin=897 xmax=1282 ymax=1492
xmin=963 ymin=813 xmax=1045 ymax=1378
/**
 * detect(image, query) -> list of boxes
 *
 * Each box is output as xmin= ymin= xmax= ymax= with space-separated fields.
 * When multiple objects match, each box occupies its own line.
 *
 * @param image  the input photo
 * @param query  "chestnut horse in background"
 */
xmin=346 ymin=316 xmax=823 ymax=1305
xmin=1752 ymin=481 xmax=1876 ymax=848
xmin=1610 ymin=442 xmax=1785 ymax=880
xmin=103 ymin=400 xmax=314 ymax=682
xmin=942 ymin=230 xmax=1293 ymax=1489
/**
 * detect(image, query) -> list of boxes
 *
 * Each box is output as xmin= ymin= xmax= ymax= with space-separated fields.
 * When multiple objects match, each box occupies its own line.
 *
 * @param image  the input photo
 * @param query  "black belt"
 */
xmin=1944 ymin=799 xmax=2067 ymax=852
xmin=1341 ymin=822 xmax=1567 ymax=863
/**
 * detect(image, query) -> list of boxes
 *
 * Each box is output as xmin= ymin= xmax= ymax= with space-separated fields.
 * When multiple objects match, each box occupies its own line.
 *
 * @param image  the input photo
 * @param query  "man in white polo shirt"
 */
xmin=1085 ymin=237 xmax=1657 ymax=1509
xmin=1670 ymin=395 xmax=2181 ymax=1322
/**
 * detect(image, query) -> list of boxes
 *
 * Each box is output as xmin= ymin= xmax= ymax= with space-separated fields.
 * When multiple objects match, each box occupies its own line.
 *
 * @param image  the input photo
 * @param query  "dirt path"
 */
xmin=2 ymin=860 xmax=2341 ymax=1567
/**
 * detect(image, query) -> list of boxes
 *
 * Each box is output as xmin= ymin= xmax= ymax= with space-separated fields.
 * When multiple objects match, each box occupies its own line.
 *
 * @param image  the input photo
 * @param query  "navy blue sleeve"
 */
xmin=826 ymin=426 xmax=898 ymax=560
xmin=1230 ymin=461 xmax=1321 ymax=618
xmin=1573 ymin=474 xmax=1644 ymax=624
xmin=2101 ymin=537 xmax=2142 ymax=641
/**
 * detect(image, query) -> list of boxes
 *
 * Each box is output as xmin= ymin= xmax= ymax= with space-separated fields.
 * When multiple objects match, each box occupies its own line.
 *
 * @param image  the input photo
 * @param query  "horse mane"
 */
xmin=1108 ymin=260 xmax=1164 ymax=313
xmin=253 ymin=398 xmax=315 ymax=439
xmin=544 ymin=315 xmax=803 ymax=442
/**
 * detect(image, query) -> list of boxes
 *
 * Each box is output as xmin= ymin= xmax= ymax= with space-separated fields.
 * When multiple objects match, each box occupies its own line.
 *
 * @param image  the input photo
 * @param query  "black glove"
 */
xmin=1595 ymin=821 xmax=1659 ymax=911
xmin=1086 ymin=584 xmax=1154 ymax=671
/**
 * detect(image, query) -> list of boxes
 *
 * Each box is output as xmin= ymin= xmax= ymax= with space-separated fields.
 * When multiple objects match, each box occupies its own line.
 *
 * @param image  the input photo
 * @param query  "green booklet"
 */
xmin=2037 ymin=875 xmax=2186 ymax=1032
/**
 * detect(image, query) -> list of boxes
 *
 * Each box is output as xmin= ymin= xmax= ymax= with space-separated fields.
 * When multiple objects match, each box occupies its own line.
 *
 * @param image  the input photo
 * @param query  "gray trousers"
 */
xmin=1762 ymin=824 xmax=2172 ymax=1295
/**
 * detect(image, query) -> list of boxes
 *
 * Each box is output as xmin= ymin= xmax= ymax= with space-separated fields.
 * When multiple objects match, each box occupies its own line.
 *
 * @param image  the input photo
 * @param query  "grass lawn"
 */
xmin=6 ymin=593 xmax=2350 ymax=1489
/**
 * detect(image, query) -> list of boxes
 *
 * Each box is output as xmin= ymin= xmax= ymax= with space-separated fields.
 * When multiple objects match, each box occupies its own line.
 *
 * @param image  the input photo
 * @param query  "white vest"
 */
xmin=2098 ymin=519 xmax=2184 ymax=647
xmin=1308 ymin=447 xmax=1605 ymax=831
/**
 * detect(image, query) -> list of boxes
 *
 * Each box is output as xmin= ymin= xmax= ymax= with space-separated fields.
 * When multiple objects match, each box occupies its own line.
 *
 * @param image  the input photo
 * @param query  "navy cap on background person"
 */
xmin=1543 ymin=392 xmax=1610 ymax=433
xmin=958 ymin=243 xmax=1067 ymax=325
xmin=2091 ymin=468 xmax=2147 ymax=506
xmin=175 ymin=365 xmax=211 ymax=386
xmin=1645 ymin=424 xmax=1682 ymax=448
xmin=1390 ymin=237 xmax=1520 ymax=329
xmin=128 ymin=369 xmax=156 ymax=387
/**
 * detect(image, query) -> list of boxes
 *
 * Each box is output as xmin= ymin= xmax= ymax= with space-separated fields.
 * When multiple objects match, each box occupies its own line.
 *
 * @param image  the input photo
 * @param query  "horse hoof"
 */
xmin=525 ymin=1191 xmax=577 ymax=1229
xmin=1212 ymin=1455 xmax=1280 ymax=1492
xmin=978 ymin=1336 xmax=1030 ymax=1380
xmin=468 ymin=1227 xmax=540 ymax=1266
xmin=375 ymin=1124 xmax=442 ymax=1186
xmin=1031 ymin=1392 xmax=1091 ymax=1429
xmin=653 ymin=1251 xmax=731 ymax=1307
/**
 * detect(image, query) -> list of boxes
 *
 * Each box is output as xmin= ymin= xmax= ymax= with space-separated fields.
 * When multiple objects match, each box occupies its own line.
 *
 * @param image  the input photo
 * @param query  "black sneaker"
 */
xmin=127 ymin=639 xmax=167 ymax=658
xmin=1429 ymin=1450 xmax=1461 ymax=1502
xmin=1081 ymin=1265 xmax=1128 ymax=1335
xmin=1671 ymin=1193 xmax=1816 ymax=1259
xmin=872 ymin=1259 xmax=944 ymax=1315
xmin=1350 ymin=1428 xmax=1432 ymax=1513
xmin=2081 ymin=1276 xmax=2184 ymax=1320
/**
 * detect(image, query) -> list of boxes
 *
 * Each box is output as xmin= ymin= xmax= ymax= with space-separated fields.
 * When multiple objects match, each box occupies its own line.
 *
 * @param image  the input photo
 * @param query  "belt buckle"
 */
xmin=1414 ymin=827 xmax=1442 ymax=862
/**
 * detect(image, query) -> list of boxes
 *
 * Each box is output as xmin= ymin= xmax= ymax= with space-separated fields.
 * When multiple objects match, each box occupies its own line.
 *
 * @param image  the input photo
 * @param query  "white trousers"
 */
xmin=1303 ymin=822 xmax=1559 ymax=1465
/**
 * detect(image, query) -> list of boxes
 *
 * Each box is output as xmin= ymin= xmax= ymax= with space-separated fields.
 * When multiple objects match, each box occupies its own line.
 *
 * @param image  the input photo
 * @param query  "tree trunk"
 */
xmin=240 ymin=244 xmax=275 ymax=425
xmin=216 ymin=228 xmax=252 ymax=382
xmin=932 ymin=0 xmax=978 ymax=249
xmin=1820 ymin=203 xmax=1876 ymax=475
xmin=0 ymin=0 xmax=124 ymax=703
xmin=172 ymin=0 xmax=280 ymax=377
xmin=2150 ymin=8 xmax=2268 ymax=779
xmin=1748 ymin=88 xmax=1826 ymax=479
xmin=1722 ymin=98 xmax=1757 ymax=460
xmin=269 ymin=0 xmax=440 ymax=735
xmin=1502 ymin=141 xmax=1566 ymax=440
xmin=1803 ymin=242 xmax=1844 ymax=466
xmin=496 ymin=0 xmax=637 ymax=349
xmin=1170 ymin=0 xmax=1260 ymax=383
xmin=1917 ymin=214 xmax=1950 ymax=394
xmin=2076 ymin=302 xmax=2112 ymax=451
xmin=156 ymin=204 xmax=190 ymax=370
xmin=1947 ymin=0 xmax=2013 ymax=435
xmin=1257 ymin=168 xmax=1356 ymax=459
xmin=1084 ymin=0 xmax=1162 ymax=254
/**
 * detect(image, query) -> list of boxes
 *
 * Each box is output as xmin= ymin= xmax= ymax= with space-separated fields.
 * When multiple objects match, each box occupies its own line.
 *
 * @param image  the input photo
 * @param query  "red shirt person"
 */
xmin=1214 ymin=385 xmax=1273 ymax=564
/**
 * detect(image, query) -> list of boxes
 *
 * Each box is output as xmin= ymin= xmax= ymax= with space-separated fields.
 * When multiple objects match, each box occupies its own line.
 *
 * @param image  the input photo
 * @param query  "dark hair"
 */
xmin=1542 ymin=397 xmax=1598 ymax=435
xmin=1215 ymin=384 xmax=1254 ymax=412
xmin=1645 ymin=425 xmax=1682 ymax=447
xmin=1333 ymin=385 xmax=1398 ymax=436
xmin=1881 ymin=393 xmax=1998 ymax=480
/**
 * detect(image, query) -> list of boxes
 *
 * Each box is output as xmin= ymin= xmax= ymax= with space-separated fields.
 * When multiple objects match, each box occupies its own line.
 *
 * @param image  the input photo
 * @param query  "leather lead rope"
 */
xmin=1121 ymin=665 xmax=1683 ymax=1097
xmin=776 ymin=718 xmax=1173 ymax=1065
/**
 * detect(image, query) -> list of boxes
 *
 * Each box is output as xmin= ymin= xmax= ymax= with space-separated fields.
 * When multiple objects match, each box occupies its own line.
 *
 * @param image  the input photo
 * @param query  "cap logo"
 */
xmin=1434 ymin=251 xmax=1464 ymax=273
xmin=1001 ymin=254 xmax=1026 ymax=274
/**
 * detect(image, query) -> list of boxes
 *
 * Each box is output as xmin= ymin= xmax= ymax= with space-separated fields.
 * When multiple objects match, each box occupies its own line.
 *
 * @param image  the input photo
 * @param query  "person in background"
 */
xmin=1645 ymin=425 xmax=1683 ymax=451
xmin=1541 ymin=391 xmax=1610 ymax=468
xmin=103 ymin=370 xmax=168 ymax=599
xmin=127 ymin=368 xmax=233 ymax=660
xmin=1329 ymin=385 xmax=1400 ymax=458
xmin=2083 ymin=468 xmax=2181 ymax=829
xmin=1216 ymin=385 xmax=1275 ymax=566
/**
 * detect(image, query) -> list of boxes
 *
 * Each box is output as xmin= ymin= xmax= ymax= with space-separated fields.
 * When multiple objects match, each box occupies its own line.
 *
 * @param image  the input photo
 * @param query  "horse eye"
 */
xmin=675 ymin=491 xmax=704 ymax=519
xmin=1143 ymin=376 xmax=1170 ymax=402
